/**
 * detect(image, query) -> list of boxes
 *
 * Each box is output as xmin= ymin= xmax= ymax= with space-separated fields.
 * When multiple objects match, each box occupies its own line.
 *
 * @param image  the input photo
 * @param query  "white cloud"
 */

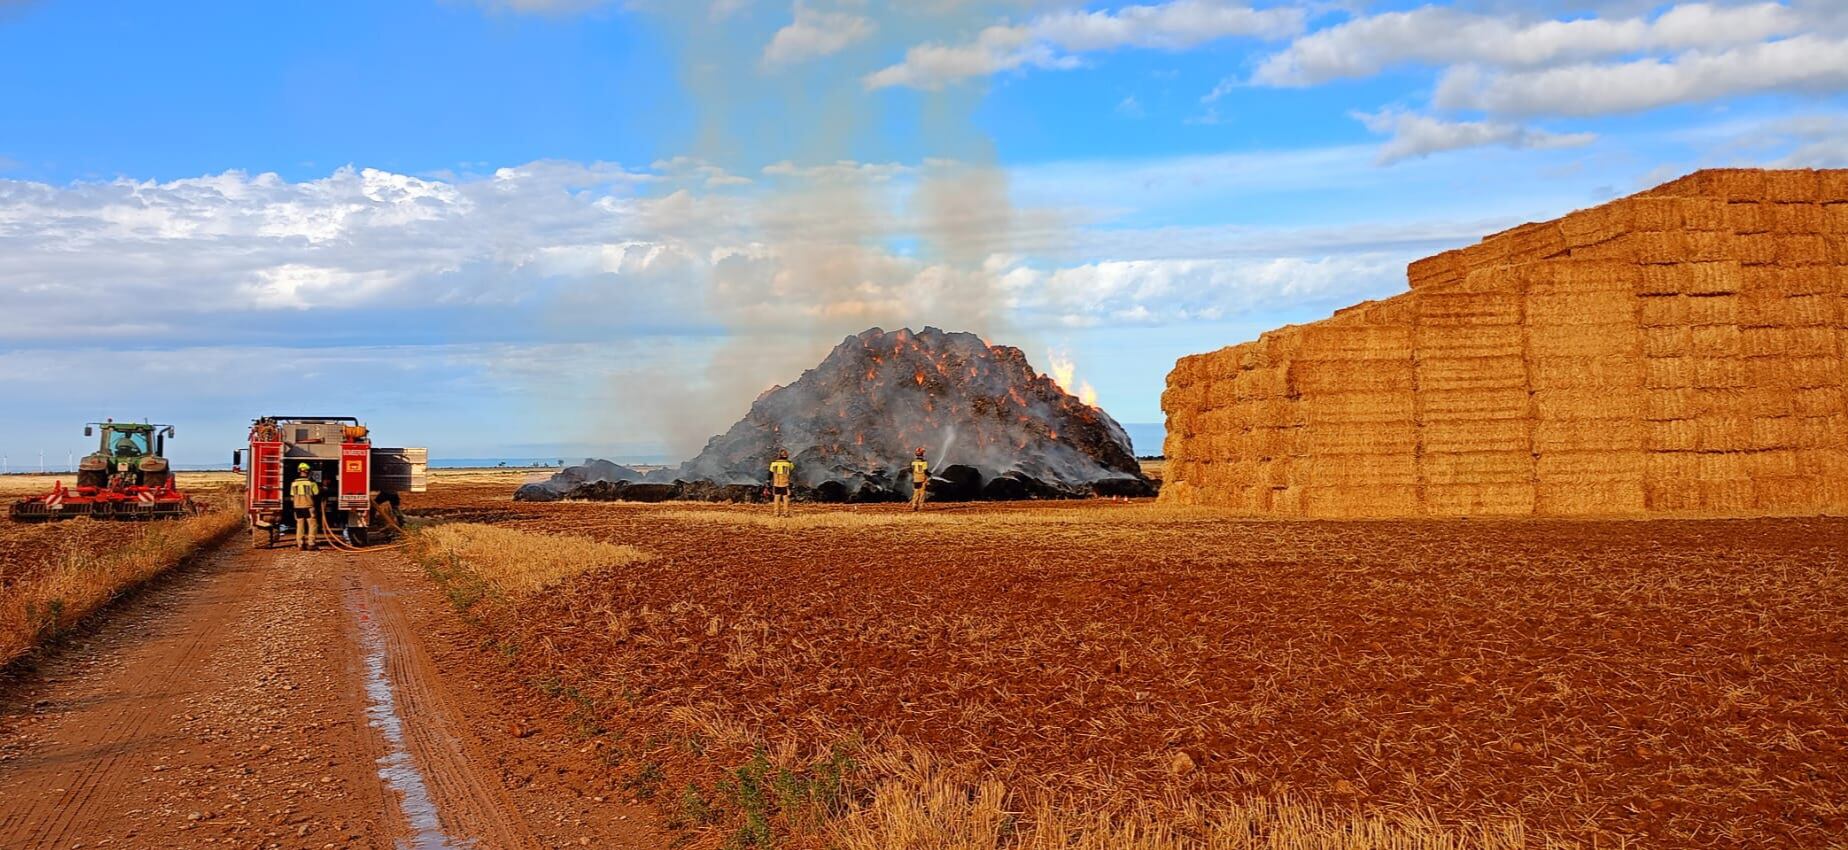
xmin=1356 ymin=110 xmax=1597 ymax=164
xmin=1434 ymin=34 xmax=1848 ymax=117
xmin=762 ymin=3 xmax=877 ymax=67
xmin=866 ymin=0 xmax=1303 ymax=90
xmin=1002 ymin=255 xmax=1407 ymax=327
xmin=1252 ymin=2 xmax=1803 ymax=87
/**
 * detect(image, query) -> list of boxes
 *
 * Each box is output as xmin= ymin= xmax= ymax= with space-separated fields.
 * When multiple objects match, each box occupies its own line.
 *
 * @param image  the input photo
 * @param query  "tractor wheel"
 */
xmin=348 ymin=528 xmax=370 ymax=548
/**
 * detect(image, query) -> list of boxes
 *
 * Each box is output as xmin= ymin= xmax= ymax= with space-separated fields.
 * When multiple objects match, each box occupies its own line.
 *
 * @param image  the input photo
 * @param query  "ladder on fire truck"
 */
xmin=252 ymin=442 xmax=285 ymax=508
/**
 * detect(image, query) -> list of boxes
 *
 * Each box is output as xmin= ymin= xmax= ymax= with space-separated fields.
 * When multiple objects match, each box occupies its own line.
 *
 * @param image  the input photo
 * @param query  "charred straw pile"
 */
xmin=1162 ymin=168 xmax=1848 ymax=517
xmin=519 ymin=327 xmax=1153 ymax=503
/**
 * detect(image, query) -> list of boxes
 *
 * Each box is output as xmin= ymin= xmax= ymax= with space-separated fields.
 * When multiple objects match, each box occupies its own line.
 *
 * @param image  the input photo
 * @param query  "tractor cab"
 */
xmin=79 ymin=420 xmax=177 ymax=490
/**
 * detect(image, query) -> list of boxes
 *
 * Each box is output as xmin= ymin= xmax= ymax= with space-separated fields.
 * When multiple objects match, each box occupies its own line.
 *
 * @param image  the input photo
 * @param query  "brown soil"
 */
xmin=420 ymin=487 xmax=1848 ymax=849
xmin=0 ymin=535 xmax=666 ymax=848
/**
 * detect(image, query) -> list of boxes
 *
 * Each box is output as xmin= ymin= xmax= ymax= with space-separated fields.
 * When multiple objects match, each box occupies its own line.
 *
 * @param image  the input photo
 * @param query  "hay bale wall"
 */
xmin=1161 ymin=169 xmax=1848 ymax=517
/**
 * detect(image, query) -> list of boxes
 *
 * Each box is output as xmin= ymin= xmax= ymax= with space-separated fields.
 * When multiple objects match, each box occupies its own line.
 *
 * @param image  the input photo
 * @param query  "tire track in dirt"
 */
xmin=0 ymin=536 xmax=665 ymax=849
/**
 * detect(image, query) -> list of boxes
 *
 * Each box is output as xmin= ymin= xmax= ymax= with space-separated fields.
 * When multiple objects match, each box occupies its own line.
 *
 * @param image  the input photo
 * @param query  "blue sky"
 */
xmin=2 ymin=0 xmax=1845 ymax=466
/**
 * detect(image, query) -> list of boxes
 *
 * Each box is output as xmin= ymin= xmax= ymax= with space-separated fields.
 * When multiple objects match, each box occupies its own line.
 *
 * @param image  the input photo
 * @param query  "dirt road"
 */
xmin=0 ymin=538 xmax=663 ymax=849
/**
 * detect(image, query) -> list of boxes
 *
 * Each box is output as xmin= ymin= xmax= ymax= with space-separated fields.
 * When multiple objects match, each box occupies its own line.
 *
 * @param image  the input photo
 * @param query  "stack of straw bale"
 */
xmin=1161 ymin=168 xmax=1848 ymax=517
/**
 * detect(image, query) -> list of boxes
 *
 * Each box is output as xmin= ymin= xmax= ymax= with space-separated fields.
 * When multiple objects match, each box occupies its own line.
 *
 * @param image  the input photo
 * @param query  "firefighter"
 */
xmin=910 ymin=447 xmax=930 ymax=511
xmin=769 ymin=449 xmax=795 ymax=517
xmin=289 ymin=463 xmax=320 ymax=550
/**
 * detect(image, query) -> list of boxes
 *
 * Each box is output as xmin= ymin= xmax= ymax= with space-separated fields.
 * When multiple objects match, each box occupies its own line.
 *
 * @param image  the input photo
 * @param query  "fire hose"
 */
xmin=302 ymin=505 xmax=410 ymax=553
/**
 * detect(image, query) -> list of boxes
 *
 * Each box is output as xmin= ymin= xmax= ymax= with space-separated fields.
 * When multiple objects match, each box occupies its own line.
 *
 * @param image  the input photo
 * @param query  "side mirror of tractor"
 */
xmin=165 ymin=426 xmax=176 ymax=438
xmin=84 ymin=426 xmax=93 ymax=437
xmin=232 ymin=450 xmax=243 ymax=468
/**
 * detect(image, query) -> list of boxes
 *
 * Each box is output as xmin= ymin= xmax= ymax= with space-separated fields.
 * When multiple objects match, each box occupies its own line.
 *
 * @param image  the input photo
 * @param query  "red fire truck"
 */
xmin=235 ymin=417 xmax=426 ymax=548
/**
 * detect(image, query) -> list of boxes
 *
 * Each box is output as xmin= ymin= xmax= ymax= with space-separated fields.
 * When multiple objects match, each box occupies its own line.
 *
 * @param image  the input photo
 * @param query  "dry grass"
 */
xmin=835 ymin=754 xmax=1526 ymax=850
xmin=0 ymin=494 xmax=242 ymax=667
xmin=412 ymin=522 xmax=652 ymax=599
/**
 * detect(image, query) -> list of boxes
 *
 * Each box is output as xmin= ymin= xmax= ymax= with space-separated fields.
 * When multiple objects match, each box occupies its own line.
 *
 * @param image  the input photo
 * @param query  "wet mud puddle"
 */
xmin=348 ymin=586 xmax=468 ymax=850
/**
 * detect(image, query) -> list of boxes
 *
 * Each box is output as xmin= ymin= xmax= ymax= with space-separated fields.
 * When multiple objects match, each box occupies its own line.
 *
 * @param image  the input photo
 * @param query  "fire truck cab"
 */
xmin=237 ymin=416 xmax=426 ymax=549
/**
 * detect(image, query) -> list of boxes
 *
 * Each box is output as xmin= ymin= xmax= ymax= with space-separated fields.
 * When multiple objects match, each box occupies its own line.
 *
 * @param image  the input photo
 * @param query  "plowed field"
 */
xmin=415 ymin=485 xmax=1848 ymax=848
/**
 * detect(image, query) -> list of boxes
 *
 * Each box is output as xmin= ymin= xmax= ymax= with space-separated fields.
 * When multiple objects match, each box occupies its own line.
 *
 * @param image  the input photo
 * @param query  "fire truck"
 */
xmin=236 ymin=417 xmax=426 ymax=548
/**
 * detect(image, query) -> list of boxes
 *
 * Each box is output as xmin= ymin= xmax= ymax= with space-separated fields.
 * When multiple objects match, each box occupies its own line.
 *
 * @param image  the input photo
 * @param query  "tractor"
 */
xmin=9 ymin=420 xmax=197 ymax=522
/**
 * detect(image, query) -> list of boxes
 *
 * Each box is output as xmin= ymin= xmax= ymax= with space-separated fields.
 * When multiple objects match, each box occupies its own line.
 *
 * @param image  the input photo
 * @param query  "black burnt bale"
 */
xmin=515 ymin=458 xmax=645 ymax=501
xmin=537 ymin=326 xmax=1154 ymax=503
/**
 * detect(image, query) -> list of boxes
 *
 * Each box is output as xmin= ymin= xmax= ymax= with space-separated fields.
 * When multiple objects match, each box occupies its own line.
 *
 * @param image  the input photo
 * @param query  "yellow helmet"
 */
xmin=297 ymin=463 xmax=311 ymax=473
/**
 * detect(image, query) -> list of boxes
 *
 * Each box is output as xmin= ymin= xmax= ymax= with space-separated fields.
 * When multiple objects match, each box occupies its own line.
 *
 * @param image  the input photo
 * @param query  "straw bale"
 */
xmin=1739 ymin=292 xmax=1835 ymax=326
xmin=1645 ymin=358 xmax=1749 ymax=389
xmin=1304 ymin=422 xmax=1418 ymax=455
xmin=1748 ymin=356 xmax=1840 ymax=389
xmin=1824 ymin=171 xmax=1848 ymax=200
xmin=1535 ymin=388 xmax=1645 ymax=420
xmin=1613 ymin=197 xmax=1697 ymax=232
xmin=1757 ymin=415 xmax=1846 ymax=449
xmin=1289 ymin=360 xmax=1414 ymax=394
xmin=1234 ymin=366 xmax=1290 ymax=400
xmin=1776 ymin=235 xmax=1830 ymax=265
xmin=1299 ymin=323 xmax=1413 ymax=361
xmin=1530 ymin=355 xmax=1642 ymax=390
xmin=1526 ymin=290 xmax=1636 ymax=326
xmin=1202 ymin=348 xmax=1242 ymax=379
xmin=1416 ymin=355 xmax=1526 ymax=390
xmin=1828 ymin=203 xmax=1848 ymax=233
xmin=1741 ymin=387 xmax=1798 ymax=418
xmin=1648 ymin=451 xmax=1752 ymax=482
xmin=1752 ymin=475 xmax=1826 ymax=512
xmin=1732 ymin=233 xmax=1778 ymax=265
xmin=1424 ymin=451 xmax=1534 ymax=485
xmin=1422 ymin=418 xmax=1531 ymax=454
xmin=1692 ymin=480 xmax=1755 ymax=513
xmin=1302 ymin=456 xmax=1419 ymax=487
xmin=1535 ymin=451 xmax=1644 ymax=482
xmin=1726 ymin=202 xmax=1770 ymax=235
xmin=1745 ymin=449 xmax=1802 ymax=478
xmin=1560 ymin=204 xmax=1625 ymax=248
xmin=1600 ymin=231 xmax=1729 ymax=265
xmin=1415 ymin=290 xmax=1522 ymax=325
xmin=1536 ymin=480 xmax=1646 ymax=515
xmin=1407 ymin=250 xmax=1464 ymax=290
xmin=1267 ymin=485 xmax=1304 ymax=516
xmin=1415 ymin=325 xmax=1524 ymax=358
xmin=1704 ymin=168 xmax=1770 ymax=202
xmin=1792 ymin=387 xmax=1846 ymax=417
xmin=1742 ymin=326 xmax=1838 ymax=357
xmin=1425 ymin=482 xmax=1535 ymax=516
xmin=1681 ymin=197 xmax=1729 ymax=231
xmin=1204 ymin=381 xmax=1237 ymax=408
xmin=1763 ymin=169 xmax=1821 ymax=203
xmin=1688 ymin=262 xmax=1743 ymax=295
xmin=1637 ymin=171 xmax=1712 ymax=197
xmin=1245 ymin=426 xmax=1304 ymax=458
xmin=1528 ymin=322 xmax=1640 ymax=357
xmin=1505 ymin=222 xmax=1568 ymax=262
xmin=1162 ymin=383 xmax=1206 ymax=411
xmin=1235 ymin=400 xmax=1304 ymax=429
xmin=1743 ymin=265 xmax=1835 ymax=296
xmin=1771 ymin=203 xmax=1826 ymax=234
xmin=1303 ymin=485 xmax=1420 ymax=517
xmin=1688 ymin=325 xmax=1744 ymax=357
xmin=1421 ymin=388 xmax=1529 ymax=420
xmin=1647 ymin=417 xmax=1751 ymax=452
xmin=1533 ymin=418 xmax=1642 ymax=452
xmin=1301 ymin=391 xmax=1416 ymax=424
xmin=1643 ymin=326 xmax=1691 ymax=357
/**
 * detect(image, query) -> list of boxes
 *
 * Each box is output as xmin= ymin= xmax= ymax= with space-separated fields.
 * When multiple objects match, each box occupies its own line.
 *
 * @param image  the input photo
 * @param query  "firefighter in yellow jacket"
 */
xmin=769 ymin=449 xmax=795 ymax=517
xmin=289 ymin=463 xmax=320 ymax=550
xmin=910 ymin=447 xmax=930 ymax=511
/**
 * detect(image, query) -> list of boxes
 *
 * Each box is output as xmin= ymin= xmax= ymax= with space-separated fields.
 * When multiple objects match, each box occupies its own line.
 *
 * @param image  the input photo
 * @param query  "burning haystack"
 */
xmin=517 ymin=327 xmax=1153 ymax=503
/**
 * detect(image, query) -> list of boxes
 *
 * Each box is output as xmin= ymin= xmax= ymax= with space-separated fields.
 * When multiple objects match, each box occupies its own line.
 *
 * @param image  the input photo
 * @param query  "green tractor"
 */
xmin=9 ymin=420 xmax=196 ymax=521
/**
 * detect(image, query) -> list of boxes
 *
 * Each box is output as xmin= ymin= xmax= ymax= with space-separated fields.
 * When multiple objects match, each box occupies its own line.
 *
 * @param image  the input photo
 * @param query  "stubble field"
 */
xmin=410 ymin=482 xmax=1848 ymax=849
